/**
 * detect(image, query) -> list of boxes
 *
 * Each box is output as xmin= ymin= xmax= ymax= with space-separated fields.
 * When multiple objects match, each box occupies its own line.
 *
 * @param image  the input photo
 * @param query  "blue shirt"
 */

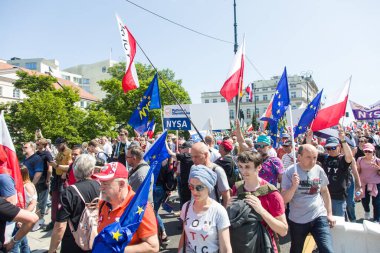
xmin=23 ymin=153 xmax=44 ymax=180
xmin=0 ymin=174 xmax=16 ymax=197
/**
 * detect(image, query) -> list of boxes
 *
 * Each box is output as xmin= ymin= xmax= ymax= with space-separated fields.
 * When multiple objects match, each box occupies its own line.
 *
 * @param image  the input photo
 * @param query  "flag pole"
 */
xmin=160 ymin=108 xmax=164 ymax=132
xmin=135 ymin=41 xmax=205 ymax=143
xmin=288 ymin=106 xmax=298 ymax=174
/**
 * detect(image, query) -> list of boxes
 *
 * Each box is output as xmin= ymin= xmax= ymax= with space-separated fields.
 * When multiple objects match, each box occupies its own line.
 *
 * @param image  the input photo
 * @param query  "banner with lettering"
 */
xmin=350 ymin=100 xmax=380 ymax=120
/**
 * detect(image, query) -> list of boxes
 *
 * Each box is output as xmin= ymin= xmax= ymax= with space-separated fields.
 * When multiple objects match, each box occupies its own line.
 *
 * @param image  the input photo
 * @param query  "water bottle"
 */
xmin=355 ymin=191 xmax=361 ymax=202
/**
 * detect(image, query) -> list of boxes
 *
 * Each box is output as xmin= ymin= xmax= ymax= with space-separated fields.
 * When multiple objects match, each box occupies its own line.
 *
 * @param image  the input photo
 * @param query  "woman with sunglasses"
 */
xmin=357 ymin=143 xmax=380 ymax=222
xmin=178 ymin=165 xmax=232 ymax=253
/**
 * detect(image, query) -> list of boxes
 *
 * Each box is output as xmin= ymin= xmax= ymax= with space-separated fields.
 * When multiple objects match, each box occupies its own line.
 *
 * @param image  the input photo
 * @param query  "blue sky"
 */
xmin=1 ymin=0 xmax=379 ymax=109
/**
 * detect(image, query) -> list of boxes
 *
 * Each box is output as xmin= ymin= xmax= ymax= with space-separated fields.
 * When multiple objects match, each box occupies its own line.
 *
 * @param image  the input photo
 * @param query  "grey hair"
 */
xmin=73 ymin=154 xmax=96 ymax=180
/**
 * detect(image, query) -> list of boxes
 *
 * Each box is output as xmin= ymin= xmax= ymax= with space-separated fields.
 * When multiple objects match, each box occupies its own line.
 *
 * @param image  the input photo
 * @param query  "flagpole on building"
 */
xmin=288 ymin=106 xmax=298 ymax=174
xmin=134 ymin=41 xmax=205 ymax=143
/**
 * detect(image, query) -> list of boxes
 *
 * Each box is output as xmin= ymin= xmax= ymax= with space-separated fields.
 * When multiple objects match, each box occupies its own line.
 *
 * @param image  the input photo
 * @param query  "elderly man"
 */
xmin=281 ymin=144 xmax=335 ymax=253
xmin=92 ymin=162 xmax=159 ymax=253
xmin=204 ymin=135 xmax=221 ymax=162
xmin=190 ymin=142 xmax=230 ymax=207
xmin=48 ymin=154 xmax=100 ymax=253
xmin=126 ymin=146 xmax=154 ymax=203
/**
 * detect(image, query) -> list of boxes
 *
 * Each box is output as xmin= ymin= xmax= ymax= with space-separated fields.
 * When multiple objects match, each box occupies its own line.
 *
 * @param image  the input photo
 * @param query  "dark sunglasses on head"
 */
xmin=254 ymin=144 xmax=268 ymax=149
xmin=326 ymin=146 xmax=337 ymax=151
xmin=188 ymin=184 xmax=206 ymax=192
xmin=364 ymin=150 xmax=373 ymax=153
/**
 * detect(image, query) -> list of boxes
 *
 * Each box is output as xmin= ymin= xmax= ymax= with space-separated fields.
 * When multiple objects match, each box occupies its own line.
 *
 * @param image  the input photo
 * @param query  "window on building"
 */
xmin=247 ymin=109 xmax=251 ymax=119
xmin=291 ymin=92 xmax=297 ymax=98
xmin=62 ymin=75 xmax=70 ymax=81
xmin=290 ymin=84 xmax=297 ymax=88
xmin=25 ymin=62 xmax=37 ymax=70
xmin=82 ymin=78 xmax=90 ymax=84
xmin=221 ymin=98 xmax=225 ymax=102
xmin=255 ymin=95 xmax=259 ymax=101
xmin=255 ymin=108 xmax=260 ymax=115
xmin=13 ymin=63 xmax=20 ymax=66
xmin=271 ymin=87 xmax=276 ymax=90
xmin=80 ymin=101 xmax=86 ymax=108
xmin=73 ymin=77 xmax=80 ymax=83
xmin=262 ymin=88 xmax=268 ymax=91
xmin=13 ymin=88 xmax=20 ymax=98
xmin=229 ymin=110 xmax=234 ymax=119
xmin=263 ymin=95 xmax=268 ymax=101
xmin=245 ymin=96 xmax=250 ymax=102
xmin=213 ymin=98 xmax=217 ymax=103
xmin=292 ymin=105 xmax=297 ymax=109
xmin=102 ymin=66 xmax=107 ymax=73
xmin=205 ymin=99 xmax=209 ymax=103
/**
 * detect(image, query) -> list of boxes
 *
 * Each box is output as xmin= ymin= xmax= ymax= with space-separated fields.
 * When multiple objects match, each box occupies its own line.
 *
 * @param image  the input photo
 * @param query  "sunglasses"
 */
xmin=364 ymin=150 xmax=373 ymax=153
xmin=326 ymin=146 xmax=337 ymax=151
xmin=254 ymin=144 xmax=268 ymax=149
xmin=188 ymin=184 xmax=206 ymax=192
xmin=359 ymin=140 xmax=365 ymax=143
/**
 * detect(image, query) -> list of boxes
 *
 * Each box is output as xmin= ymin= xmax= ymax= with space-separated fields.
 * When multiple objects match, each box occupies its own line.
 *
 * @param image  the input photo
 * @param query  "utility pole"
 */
xmin=233 ymin=0 xmax=239 ymax=122
xmin=253 ymin=82 xmax=257 ymax=129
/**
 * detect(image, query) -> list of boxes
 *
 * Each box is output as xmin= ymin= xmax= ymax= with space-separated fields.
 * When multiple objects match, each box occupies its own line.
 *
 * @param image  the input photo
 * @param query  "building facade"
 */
xmin=201 ymin=74 xmax=319 ymax=125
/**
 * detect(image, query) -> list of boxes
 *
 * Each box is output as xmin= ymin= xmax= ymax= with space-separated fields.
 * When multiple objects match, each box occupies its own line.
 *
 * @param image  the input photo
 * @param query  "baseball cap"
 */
xmin=282 ymin=133 xmax=290 ymax=139
xmin=256 ymin=135 xmax=271 ymax=146
xmin=91 ymin=162 xmax=128 ymax=181
xmin=282 ymin=140 xmax=292 ymax=146
xmin=325 ymin=137 xmax=340 ymax=147
xmin=54 ymin=137 xmax=66 ymax=145
xmin=363 ymin=143 xmax=375 ymax=152
xmin=220 ymin=140 xmax=233 ymax=152
xmin=181 ymin=141 xmax=193 ymax=149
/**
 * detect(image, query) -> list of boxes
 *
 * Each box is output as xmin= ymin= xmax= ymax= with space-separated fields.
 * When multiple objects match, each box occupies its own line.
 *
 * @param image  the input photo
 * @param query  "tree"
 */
xmin=98 ymin=63 xmax=191 ymax=133
xmin=0 ymin=71 xmax=116 ymax=148
xmin=251 ymin=114 xmax=260 ymax=131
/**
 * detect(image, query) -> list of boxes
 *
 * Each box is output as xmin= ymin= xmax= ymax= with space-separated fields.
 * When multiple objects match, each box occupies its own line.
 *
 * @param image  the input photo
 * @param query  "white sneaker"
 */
xmin=364 ymin=212 xmax=371 ymax=220
xmin=32 ymin=223 xmax=41 ymax=232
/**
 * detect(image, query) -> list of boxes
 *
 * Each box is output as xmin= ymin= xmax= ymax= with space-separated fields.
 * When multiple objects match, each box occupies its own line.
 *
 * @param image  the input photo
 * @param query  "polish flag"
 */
xmin=311 ymin=77 xmax=351 ymax=132
xmin=116 ymin=14 xmax=140 ymax=93
xmin=220 ymin=39 xmax=245 ymax=102
xmin=0 ymin=111 xmax=24 ymax=208
xmin=245 ymin=84 xmax=253 ymax=102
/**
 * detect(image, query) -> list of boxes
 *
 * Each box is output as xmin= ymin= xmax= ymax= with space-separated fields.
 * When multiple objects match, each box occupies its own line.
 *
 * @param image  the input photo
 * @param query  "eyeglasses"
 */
xmin=359 ymin=140 xmax=365 ymax=143
xmin=188 ymin=183 xmax=206 ymax=192
xmin=364 ymin=150 xmax=373 ymax=153
xmin=22 ymin=146 xmax=29 ymax=149
xmin=119 ymin=133 xmax=125 ymax=136
xmin=254 ymin=144 xmax=268 ymax=149
xmin=326 ymin=146 xmax=337 ymax=151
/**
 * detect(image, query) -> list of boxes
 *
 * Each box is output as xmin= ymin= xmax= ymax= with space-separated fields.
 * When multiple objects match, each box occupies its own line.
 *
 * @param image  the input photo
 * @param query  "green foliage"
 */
xmin=98 ymin=62 xmax=191 ymax=135
xmin=251 ymin=114 xmax=260 ymax=131
xmin=1 ymin=71 xmax=116 ymax=147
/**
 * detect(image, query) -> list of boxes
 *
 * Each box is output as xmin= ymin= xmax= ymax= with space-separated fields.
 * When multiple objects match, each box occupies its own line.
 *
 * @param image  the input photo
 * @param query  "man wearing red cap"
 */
xmin=215 ymin=140 xmax=238 ymax=188
xmin=93 ymin=162 xmax=159 ymax=252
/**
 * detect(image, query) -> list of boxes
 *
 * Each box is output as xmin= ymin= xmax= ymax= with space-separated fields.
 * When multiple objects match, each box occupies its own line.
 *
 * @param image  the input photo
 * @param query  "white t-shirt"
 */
xmin=209 ymin=148 xmax=221 ymax=163
xmin=180 ymin=199 xmax=230 ymax=253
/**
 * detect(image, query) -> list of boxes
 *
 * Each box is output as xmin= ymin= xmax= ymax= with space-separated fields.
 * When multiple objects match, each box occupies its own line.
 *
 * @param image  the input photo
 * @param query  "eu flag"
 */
xmin=294 ymin=90 xmax=323 ymax=138
xmin=92 ymin=130 xmax=169 ymax=253
xmin=128 ymin=74 xmax=161 ymax=135
xmin=272 ymin=67 xmax=290 ymax=121
xmin=144 ymin=131 xmax=170 ymax=184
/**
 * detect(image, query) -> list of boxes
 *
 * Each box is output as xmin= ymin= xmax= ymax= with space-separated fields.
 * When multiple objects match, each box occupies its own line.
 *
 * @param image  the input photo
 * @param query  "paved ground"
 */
xmin=28 ymin=195 xmax=369 ymax=252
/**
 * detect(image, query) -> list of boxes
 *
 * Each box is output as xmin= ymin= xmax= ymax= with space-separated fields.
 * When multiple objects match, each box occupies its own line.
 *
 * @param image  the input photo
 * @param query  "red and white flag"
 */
xmin=0 ymin=111 xmax=24 ymax=208
xmin=116 ymin=14 xmax=139 ymax=93
xmin=245 ymin=83 xmax=253 ymax=102
xmin=311 ymin=77 xmax=351 ymax=132
xmin=220 ymin=38 xmax=245 ymax=102
xmin=147 ymin=123 xmax=156 ymax=139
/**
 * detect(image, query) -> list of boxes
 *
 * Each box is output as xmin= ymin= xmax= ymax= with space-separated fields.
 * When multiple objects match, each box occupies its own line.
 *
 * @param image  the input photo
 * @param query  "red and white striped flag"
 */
xmin=220 ymin=38 xmax=245 ymax=102
xmin=311 ymin=77 xmax=351 ymax=132
xmin=0 ymin=111 xmax=24 ymax=208
xmin=116 ymin=14 xmax=139 ymax=93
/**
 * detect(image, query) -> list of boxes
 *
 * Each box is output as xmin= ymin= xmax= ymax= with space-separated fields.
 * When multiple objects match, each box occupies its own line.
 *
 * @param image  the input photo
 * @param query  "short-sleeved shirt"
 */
xmin=0 ymin=198 xmax=20 ymax=245
xmin=36 ymin=150 xmax=53 ymax=181
xmin=180 ymin=199 xmax=230 ymax=253
xmin=232 ymin=179 xmax=285 ymax=253
xmin=281 ymin=164 xmax=329 ymax=224
xmin=0 ymin=174 xmax=16 ymax=197
xmin=98 ymin=185 xmax=157 ymax=245
xmin=318 ymin=154 xmax=351 ymax=200
xmin=56 ymin=179 xmax=100 ymax=253
xmin=259 ymin=156 xmax=284 ymax=186
xmin=282 ymin=152 xmax=296 ymax=170
xmin=128 ymin=162 xmax=154 ymax=203
xmin=23 ymin=153 xmax=44 ymax=180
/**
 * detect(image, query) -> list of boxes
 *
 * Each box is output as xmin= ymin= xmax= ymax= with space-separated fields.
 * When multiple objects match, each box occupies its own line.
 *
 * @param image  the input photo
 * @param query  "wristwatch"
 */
xmin=11 ymin=236 xmax=20 ymax=243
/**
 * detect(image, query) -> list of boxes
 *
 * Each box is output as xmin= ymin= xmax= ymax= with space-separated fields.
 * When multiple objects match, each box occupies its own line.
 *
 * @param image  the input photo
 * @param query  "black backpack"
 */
xmin=214 ymin=155 xmax=241 ymax=188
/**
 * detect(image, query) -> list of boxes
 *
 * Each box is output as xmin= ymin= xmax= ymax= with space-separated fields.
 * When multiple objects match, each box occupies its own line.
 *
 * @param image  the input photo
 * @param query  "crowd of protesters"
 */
xmin=1 ymin=123 xmax=380 ymax=253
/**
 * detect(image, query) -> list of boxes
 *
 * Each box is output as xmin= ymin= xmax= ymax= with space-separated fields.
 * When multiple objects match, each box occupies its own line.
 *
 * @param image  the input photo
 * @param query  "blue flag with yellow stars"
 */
xmin=92 ymin=130 xmax=169 ymax=253
xmin=294 ymin=89 xmax=323 ymax=138
xmin=128 ymin=73 xmax=161 ymax=135
xmin=272 ymin=67 xmax=290 ymax=121
xmin=269 ymin=121 xmax=278 ymax=148
xmin=144 ymin=130 xmax=170 ymax=184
